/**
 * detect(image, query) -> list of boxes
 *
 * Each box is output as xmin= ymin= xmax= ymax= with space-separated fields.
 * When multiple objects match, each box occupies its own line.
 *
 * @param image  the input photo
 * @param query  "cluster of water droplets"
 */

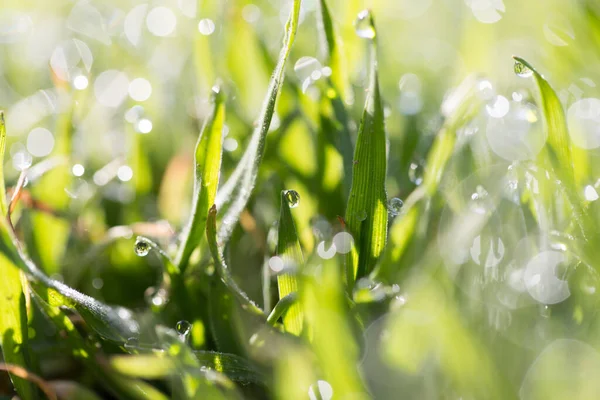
xmin=293 ymin=57 xmax=332 ymax=94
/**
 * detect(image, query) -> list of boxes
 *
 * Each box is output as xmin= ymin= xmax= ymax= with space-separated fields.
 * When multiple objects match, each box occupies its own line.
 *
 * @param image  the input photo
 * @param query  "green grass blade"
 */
xmin=175 ymin=87 xmax=225 ymax=270
xmin=0 ymin=112 xmax=7 ymax=215
xmin=206 ymin=205 xmax=264 ymax=317
xmin=111 ymin=351 xmax=263 ymax=385
xmin=344 ymin=12 xmax=387 ymax=287
xmin=0 ymin=118 xmax=37 ymax=399
xmin=276 ymin=190 xmax=304 ymax=335
xmin=317 ymin=0 xmax=354 ymax=199
xmin=513 ymin=57 xmax=573 ymax=180
xmin=0 ymin=255 xmax=37 ymax=399
xmin=512 ymin=56 xmax=588 ymax=236
xmin=215 ymin=0 xmax=301 ymax=243
xmin=267 ymin=292 xmax=298 ymax=326
xmin=29 ymin=99 xmax=73 ymax=275
xmin=0 ymin=218 xmax=138 ymax=343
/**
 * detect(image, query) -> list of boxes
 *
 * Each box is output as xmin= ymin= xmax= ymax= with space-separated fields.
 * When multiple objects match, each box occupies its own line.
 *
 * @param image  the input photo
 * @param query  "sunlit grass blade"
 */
xmin=344 ymin=11 xmax=387 ymax=287
xmin=111 ymin=351 xmax=263 ymax=384
xmin=0 ymin=256 xmax=37 ymax=400
xmin=301 ymin=258 xmax=366 ymax=396
xmin=512 ymin=56 xmax=589 ymax=236
xmin=513 ymin=57 xmax=573 ymax=180
xmin=0 ymin=217 xmax=138 ymax=342
xmin=267 ymin=292 xmax=298 ymax=326
xmin=155 ymin=326 xmax=240 ymax=399
xmin=275 ymin=190 xmax=304 ymax=335
xmin=215 ymin=0 xmax=301 ymax=243
xmin=175 ymin=87 xmax=225 ymax=270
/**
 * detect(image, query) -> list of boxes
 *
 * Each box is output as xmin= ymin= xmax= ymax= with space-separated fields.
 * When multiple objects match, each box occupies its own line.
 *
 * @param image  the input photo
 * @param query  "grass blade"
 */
xmin=512 ymin=56 xmax=589 ymax=237
xmin=215 ymin=0 xmax=301 ymax=243
xmin=0 ymin=256 xmax=37 ymax=400
xmin=0 ymin=115 xmax=37 ymax=399
xmin=111 ymin=351 xmax=263 ymax=385
xmin=317 ymin=0 xmax=354 ymax=199
xmin=344 ymin=11 xmax=387 ymax=287
xmin=206 ymin=205 xmax=264 ymax=317
xmin=175 ymin=87 xmax=225 ymax=270
xmin=267 ymin=292 xmax=297 ymax=326
xmin=275 ymin=190 xmax=304 ymax=335
xmin=0 ymin=218 xmax=138 ymax=343
xmin=513 ymin=57 xmax=573 ymax=182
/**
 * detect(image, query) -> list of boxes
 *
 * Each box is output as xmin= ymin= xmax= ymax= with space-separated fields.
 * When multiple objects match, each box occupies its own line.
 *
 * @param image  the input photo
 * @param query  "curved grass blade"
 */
xmin=175 ymin=87 xmax=225 ymax=270
xmin=267 ymin=292 xmax=298 ymax=326
xmin=512 ymin=56 xmax=589 ymax=237
xmin=317 ymin=0 xmax=354 ymax=199
xmin=0 ymin=218 xmax=138 ymax=343
xmin=344 ymin=11 xmax=387 ymax=287
xmin=215 ymin=0 xmax=301 ymax=243
xmin=276 ymin=190 xmax=304 ymax=335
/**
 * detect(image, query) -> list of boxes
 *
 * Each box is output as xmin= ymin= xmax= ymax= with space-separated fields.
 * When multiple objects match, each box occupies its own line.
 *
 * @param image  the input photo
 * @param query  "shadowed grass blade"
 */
xmin=215 ymin=0 xmax=301 ymax=243
xmin=344 ymin=11 xmax=387 ymax=287
xmin=175 ymin=87 xmax=225 ymax=271
xmin=276 ymin=190 xmax=304 ymax=335
xmin=317 ymin=0 xmax=354 ymax=199
xmin=206 ymin=205 xmax=264 ymax=317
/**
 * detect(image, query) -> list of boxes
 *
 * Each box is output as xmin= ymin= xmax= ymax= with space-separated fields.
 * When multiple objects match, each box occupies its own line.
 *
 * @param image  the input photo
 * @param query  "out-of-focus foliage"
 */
xmin=1 ymin=0 xmax=600 ymax=399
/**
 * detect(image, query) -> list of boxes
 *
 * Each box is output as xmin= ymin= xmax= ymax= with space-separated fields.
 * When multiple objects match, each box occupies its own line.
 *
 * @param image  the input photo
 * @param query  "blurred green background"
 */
xmin=2 ymin=0 xmax=600 ymax=399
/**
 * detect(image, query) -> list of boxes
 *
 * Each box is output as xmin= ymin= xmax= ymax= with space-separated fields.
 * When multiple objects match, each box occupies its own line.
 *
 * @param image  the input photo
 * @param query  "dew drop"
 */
xmin=134 ymin=237 xmax=151 ymax=257
xmin=387 ymin=197 xmax=404 ymax=216
xmin=333 ymin=232 xmax=354 ymax=254
xmin=125 ymin=337 xmax=139 ymax=349
xmin=354 ymin=10 xmax=375 ymax=39
xmin=284 ymin=189 xmax=300 ymax=208
xmin=408 ymin=162 xmax=424 ymax=185
xmin=514 ymin=60 xmax=533 ymax=78
xmin=356 ymin=210 xmax=367 ymax=221
xmin=176 ymin=320 xmax=192 ymax=338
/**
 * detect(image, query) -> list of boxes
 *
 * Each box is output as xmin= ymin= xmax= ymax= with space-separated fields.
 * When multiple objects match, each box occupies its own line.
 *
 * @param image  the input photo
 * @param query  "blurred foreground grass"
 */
xmin=1 ymin=0 xmax=600 ymax=399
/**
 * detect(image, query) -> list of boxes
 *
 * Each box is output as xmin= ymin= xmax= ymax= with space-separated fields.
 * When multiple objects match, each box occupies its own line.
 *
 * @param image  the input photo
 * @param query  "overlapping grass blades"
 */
xmin=175 ymin=87 xmax=225 ymax=270
xmin=344 ymin=11 xmax=388 ymax=287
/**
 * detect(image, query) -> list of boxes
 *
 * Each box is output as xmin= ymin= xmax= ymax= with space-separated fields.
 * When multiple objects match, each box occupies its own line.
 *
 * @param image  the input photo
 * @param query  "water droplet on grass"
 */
xmin=284 ymin=189 xmax=300 ymax=208
xmin=176 ymin=320 xmax=192 ymax=338
xmin=514 ymin=60 xmax=533 ymax=78
xmin=356 ymin=210 xmax=367 ymax=221
xmin=409 ymin=162 xmax=424 ymax=185
xmin=355 ymin=10 xmax=375 ymax=39
xmin=125 ymin=337 xmax=139 ymax=349
xmin=387 ymin=198 xmax=403 ymax=216
xmin=333 ymin=232 xmax=354 ymax=254
xmin=134 ymin=237 xmax=151 ymax=257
